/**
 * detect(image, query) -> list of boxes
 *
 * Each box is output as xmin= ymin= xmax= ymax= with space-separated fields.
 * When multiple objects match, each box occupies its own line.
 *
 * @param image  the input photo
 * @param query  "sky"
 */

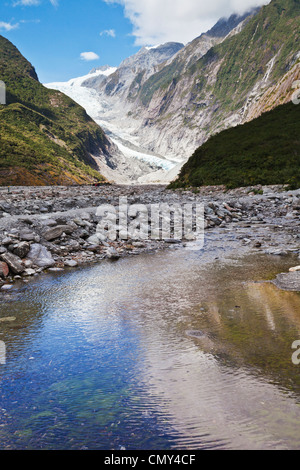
xmin=0 ymin=0 xmax=271 ymax=83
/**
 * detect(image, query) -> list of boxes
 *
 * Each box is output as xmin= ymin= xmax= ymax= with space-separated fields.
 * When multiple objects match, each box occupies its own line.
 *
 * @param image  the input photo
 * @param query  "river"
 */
xmin=0 ymin=234 xmax=300 ymax=450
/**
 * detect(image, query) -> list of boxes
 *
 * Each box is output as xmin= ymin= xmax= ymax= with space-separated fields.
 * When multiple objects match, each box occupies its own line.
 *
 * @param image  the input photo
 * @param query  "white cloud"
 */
xmin=80 ymin=52 xmax=100 ymax=61
xmin=13 ymin=0 xmax=40 ymax=5
xmin=0 ymin=21 xmax=19 ymax=31
xmin=100 ymin=29 xmax=116 ymax=37
xmin=13 ymin=0 xmax=58 ymax=6
xmin=104 ymin=0 xmax=271 ymax=45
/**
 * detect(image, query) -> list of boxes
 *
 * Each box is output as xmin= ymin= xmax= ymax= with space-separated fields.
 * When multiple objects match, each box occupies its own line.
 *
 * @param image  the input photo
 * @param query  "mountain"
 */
xmin=60 ymin=11 xmax=259 ymax=183
xmin=130 ymin=0 xmax=300 ymax=159
xmin=81 ymin=0 xmax=299 ymax=170
xmin=83 ymin=42 xmax=184 ymax=100
xmin=46 ymin=68 xmax=179 ymax=184
xmin=169 ymin=101 xmax=300 ymax=189
xmin=0 ymin=35 xmax=117 ymax=186
xmin=27 ymin=0 xmax=300 ymax=186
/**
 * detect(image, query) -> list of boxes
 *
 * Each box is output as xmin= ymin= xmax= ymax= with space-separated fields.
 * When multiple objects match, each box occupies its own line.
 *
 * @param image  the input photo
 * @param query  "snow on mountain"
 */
xmin=45 ymin=66 xmax=178 ymax=184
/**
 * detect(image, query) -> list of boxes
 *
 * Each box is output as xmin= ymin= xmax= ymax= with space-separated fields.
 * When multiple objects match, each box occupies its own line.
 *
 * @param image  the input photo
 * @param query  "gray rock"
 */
xmin=13 ymin=242 xmax=31 ymax=259
xmin=43 ymin=225 xmax=75 ymax=241
xmin=23 ymin=268 xmax=36 ymax=276
xmin=1 ymin=285 xmax=13 ymax=291
xmin=106 ymin=247 xmax=120 ymax=260
xmin=26 ymin=243 xmax=55 ymax=268
xmin=0 ymin=252 xmax=24 ymax=274
xmin=2 ymin=237 xmax=12 ymax=246
xmin=0 ymin=261 xmax=9 ymax=278
xmin=73 ymin=218 xmax=84 ymax=227
xmin=23 ymin=260 xmax=33 ymax=268
xmin=273 ymin=272 xmax=300 ymax=291
xmin=64 ymin=259 xmax=78 ymax=268
xmin=45 ymin=219 xmax=57 ymax=227
xmin=19 ymin=231 xmax=37 ymax=242
xmin=87 ymin=234 xmax=101 ymax=245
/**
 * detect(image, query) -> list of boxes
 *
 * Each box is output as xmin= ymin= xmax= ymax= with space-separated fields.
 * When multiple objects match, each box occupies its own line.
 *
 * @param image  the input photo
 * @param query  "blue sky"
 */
xmin=0 ymin=0 xmax=271 ymax=83
xmin=0 ymin=0 xmax=140 ymax=82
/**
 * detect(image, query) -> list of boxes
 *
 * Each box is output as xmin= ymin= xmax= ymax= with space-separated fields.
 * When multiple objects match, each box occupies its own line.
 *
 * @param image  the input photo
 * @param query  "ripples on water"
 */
xmin=0 ymin=237 xmax=300 ymax=450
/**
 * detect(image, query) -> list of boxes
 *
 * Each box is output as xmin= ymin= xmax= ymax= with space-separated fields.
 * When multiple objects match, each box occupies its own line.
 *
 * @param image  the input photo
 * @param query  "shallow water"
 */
xmin=0 ymin=234 xmax=300 ymax=450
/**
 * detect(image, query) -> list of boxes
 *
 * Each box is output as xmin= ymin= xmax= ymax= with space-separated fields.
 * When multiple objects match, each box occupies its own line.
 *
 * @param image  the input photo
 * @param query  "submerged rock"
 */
xmin=1 ymin=285 xmax=13 ymax=291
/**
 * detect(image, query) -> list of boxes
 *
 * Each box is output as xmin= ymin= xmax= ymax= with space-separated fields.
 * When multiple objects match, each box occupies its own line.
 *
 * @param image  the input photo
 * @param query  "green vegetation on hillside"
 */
xmin=139 ymin=0 xmax=299 ymax=125
xmin=169 ymin=101 xmax=300 ymax=189
xmin=0 ymin=35 xmax=108 ymax=185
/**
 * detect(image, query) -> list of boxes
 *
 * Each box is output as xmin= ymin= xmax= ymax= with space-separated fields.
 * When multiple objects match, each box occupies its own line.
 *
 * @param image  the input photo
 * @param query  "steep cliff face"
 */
xmin=132 ymin=0 xmax=299 ymax=160
xmin=82 ymin=0 xmax=299 ymax=169
xmin=0 ymin=35 xmax=117 ymax=185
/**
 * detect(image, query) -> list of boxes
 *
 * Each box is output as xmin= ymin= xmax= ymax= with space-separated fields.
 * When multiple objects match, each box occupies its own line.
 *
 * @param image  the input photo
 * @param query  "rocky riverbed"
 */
xmin=1 ymin=183 xmax=300 ymax=292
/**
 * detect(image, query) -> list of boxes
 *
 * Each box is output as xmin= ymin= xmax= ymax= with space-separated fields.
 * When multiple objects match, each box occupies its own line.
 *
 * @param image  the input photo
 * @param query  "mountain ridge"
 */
xmin=0 ymin=35 xmax=116 ymax=186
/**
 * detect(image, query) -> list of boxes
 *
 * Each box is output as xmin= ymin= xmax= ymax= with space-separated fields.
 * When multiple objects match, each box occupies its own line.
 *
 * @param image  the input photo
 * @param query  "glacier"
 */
xmin=45 ymin=67 xmax=179 ymax=184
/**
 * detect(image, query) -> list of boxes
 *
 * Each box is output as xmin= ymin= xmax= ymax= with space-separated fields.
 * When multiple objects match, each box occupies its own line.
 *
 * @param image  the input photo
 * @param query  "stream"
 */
xmin=0 ymin=234 xmax=300 ymax=450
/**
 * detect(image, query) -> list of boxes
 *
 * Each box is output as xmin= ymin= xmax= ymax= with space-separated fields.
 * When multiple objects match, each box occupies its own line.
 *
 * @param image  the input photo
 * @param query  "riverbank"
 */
xmin=1 ymin=184 xmax=300 ymax=291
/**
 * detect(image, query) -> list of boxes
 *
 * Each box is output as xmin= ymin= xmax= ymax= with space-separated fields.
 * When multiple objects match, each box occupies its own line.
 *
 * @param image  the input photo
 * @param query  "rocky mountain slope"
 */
xmin=134 ymin=0 xmax=300 ymax=160
xmin=83 ymin=42 xmax=185 ymax=100
xmin=83 ymin=0 xmax=299 ymax=169
xmin=0 ymin=36 xmax=119 ymax=186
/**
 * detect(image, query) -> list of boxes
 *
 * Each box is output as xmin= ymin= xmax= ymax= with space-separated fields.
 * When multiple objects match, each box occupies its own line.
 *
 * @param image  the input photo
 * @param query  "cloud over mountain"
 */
xmin=104 ymin=0 xmax=271 ymax=45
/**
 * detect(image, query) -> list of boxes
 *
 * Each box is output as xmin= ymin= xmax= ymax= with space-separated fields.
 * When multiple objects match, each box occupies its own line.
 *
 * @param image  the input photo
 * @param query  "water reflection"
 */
xmin=0 ymin=245 xmax=300 ymax=449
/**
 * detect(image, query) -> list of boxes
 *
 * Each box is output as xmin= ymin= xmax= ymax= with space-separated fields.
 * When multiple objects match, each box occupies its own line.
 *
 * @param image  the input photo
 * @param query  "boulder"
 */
xmin=26 ymin=243 xmax=55 ymax=268
xmin=19 ymin=230 xmax=36 ymax=242
xmin=43 ymin=225 xmax=75 ymax=241
xmin=13 ymin=242 xmax=30 ymax=259
xmin=106 ymin=247 xmax=120 ymax=260
xmin=1 ymin=237 xmax=12 ymax=246
xmin=0 ymin=252 xmax=24 ymax=274
xmin=0 ymin=261 xmax=9 ymax=278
